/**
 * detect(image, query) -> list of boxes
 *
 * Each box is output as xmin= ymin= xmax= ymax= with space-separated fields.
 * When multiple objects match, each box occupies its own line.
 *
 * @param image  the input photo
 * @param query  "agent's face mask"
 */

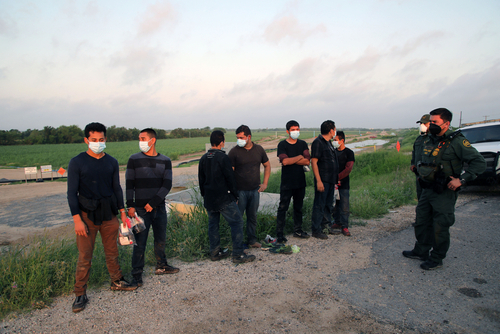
xmin=419 ymin=123 xmax=428 ymax=134
xmin=290 ymin=131 xmax=300 ymax=140
xmin=88 ymin=142 xmax=106 ymax=154
xmin=332 ymin=141 xmax=340 ymax=149
xmin=139 ymin=139 xmax=153 ymax=153
xmin=429 ymin=123 xmax=443 ymax=135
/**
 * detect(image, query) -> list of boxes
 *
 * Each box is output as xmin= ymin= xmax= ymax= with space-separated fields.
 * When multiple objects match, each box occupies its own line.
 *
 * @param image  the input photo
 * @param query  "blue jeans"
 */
xmin=131 ymin=205 xmax=167 ymax=275
xmin=311 ymin=182 xmax=335 ymax=234
xmin=333 ymin=188 xmax=350 ymax=228
xmin=208 ymin=201 xmax=245 ymax=257
xmin=237 ymin=189 xmax=259 ymax=244
xmin=276 ymin=187 xmax=305 ymax=238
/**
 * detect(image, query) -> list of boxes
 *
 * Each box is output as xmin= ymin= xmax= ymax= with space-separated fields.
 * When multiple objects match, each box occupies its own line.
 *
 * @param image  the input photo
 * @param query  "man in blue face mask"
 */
xmin=228 ymin=125 xmax=271 ymax=248
xmin=67 ymin=122 xmax=137 ymax=313
xmin=125 ymin=128 xmax=178 ymax=288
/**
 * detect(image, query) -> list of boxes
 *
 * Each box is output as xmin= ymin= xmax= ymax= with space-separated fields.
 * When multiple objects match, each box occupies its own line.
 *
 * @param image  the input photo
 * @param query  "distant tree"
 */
xmin=212 ymin=127 xmax=226 ymax=133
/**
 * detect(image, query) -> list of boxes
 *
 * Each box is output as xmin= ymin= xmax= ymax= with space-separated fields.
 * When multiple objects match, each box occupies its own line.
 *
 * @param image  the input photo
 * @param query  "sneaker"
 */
xmin=155 ymin=264 xmax=180 ymax=275
xmin=131 ymin=274 xmax=143 ymax=287
xmin=110 ymin=278 xmax=137 ymax=291
xmin=277 ymin=236 xmax=288 ymax=243
xmin=342 ymin=228 xmax=351 ymax=236
xmin=211 ymin=248 xmax=230 ymax=261
xmin=293 ymin=231 xmax=310 ymax=239
xmin=249 ymin=242 xmax=262 ymax=248
xmin=331 ymin=223 xmax=342 ymax=229
xmin=232 ymin=253 xmax=256 ymax=264
xmin=72 ymin=294 xmax=88 ymax=313
xmin=327 ymin=226 xmax=342 ymax=235
xmin=402 ymin=250 xmax=428 ymax=261
xmin=312 ymin=232 xmax=328 ymax=240
xmin=420 ymin=260 xmax=442 ymax=270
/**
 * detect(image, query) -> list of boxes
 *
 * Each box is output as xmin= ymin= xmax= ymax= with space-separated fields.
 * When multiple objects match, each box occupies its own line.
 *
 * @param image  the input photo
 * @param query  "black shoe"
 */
xmin=327 ymin=224 xmax=342 ymax=235
xmin=110 ymin=277 xmax=138 ymax=291
xmin=131 ymin=274 xmax=143 ymax=287
xmin=402 ymin=250 xmax=428 ymax=261
xmin=155 ymin=264 xmax=180 ymax=275
xmin=72 ymin=294 xmax=88 ymax=313
xmin=312 ymin=232 xmax=328 ymax=240
xmin=211 ymin=248 xmax=231 ymax=261
xmin=277 ymin=236 xmax=288 ymax=243
xmin=420 ymin=260 xmax=442 ymax=270
xmin=232 ymin=253 xmax=256 ymax=264
xmin=293 ymin=231 xmax=310 ymax=239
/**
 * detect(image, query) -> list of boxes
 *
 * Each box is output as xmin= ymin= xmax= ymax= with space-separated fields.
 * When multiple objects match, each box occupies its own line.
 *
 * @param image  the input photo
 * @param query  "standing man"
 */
xmin=67 ymin=122 xmax=137 ymax=313
xmin=310 ymin=120 xmax=339 ymax=240
xmin=199 ymin=130 xmax=256 ymax=264
xmin=126 ymin=128 xmax=178 ymax=288
xmin=411 ymin=114 xmax=430 ymax=200
xmin=330 ymin=131 xmax=355 ymax=236
xmin=403 ymin=108 xmax=485 ymax=270
xmin=228 ymin=125 xmax=271 ymax=248
xmin=275 ymin=120 xmax=311 ymax=243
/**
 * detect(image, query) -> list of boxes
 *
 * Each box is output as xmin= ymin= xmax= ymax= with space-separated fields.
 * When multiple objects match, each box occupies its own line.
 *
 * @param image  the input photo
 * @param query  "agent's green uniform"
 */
xmin=411 ymin=134 xmax=427 ymax=200
xmin=414 ymin=129 xmax=485 ymax=264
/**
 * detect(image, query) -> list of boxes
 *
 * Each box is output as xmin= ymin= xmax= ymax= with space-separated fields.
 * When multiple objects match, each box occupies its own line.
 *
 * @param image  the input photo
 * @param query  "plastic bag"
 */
xmin=118 ymin=219 xmax=137 ymax=246
xmin=130 ymin=213 xmax=146 ymax=234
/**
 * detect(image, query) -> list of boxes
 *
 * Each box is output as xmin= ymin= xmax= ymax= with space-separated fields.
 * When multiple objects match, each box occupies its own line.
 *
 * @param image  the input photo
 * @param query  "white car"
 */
xmin=459 ymin=121 xmax=500 ymax=185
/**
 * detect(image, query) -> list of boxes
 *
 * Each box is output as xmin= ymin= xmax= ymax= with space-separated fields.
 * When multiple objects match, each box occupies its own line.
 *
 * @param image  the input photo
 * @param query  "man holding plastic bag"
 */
xmin=126 ymin=128 xmax=178 ymax=287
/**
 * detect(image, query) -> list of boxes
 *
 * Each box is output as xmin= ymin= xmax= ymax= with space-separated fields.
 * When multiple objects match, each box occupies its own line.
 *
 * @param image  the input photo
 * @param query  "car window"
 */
xmin=461 ymin=124 xmax=500 ymax=144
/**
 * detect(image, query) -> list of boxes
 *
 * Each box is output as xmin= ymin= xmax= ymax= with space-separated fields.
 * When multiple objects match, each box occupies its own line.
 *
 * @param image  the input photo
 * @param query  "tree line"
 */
xmin=0 ymin=125 xmax=227 ymax=145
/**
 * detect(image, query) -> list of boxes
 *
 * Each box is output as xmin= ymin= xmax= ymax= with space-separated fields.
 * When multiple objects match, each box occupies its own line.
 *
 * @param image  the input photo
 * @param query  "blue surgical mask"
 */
xmin=88 ymin=142 xmax=106 ymax=154
xmin=332 ymin=141 xmax=340 ymax=149
xmin=290 ymin=131 xmax=300 ymax=140
xmin=236 ymin=139 xmax=247 ymax=147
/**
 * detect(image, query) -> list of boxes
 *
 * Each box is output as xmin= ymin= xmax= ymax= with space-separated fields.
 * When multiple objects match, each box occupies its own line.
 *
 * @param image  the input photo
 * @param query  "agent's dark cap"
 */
xmin=417 ymin=114 xmax=430 ymax=124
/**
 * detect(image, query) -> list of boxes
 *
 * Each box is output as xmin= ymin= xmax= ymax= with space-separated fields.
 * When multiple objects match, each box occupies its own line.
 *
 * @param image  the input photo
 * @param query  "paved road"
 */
xmin=334 ymin=195 xmax=500 ymax=333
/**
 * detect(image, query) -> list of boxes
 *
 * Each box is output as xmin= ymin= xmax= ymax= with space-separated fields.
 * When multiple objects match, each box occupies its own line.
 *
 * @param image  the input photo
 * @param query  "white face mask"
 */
xmin=139 ymin=139 xmax=152 ymax=153
xmin=88 ymin=142 xmax=106 ymax=154
xmin=236 ymin=139 xmax=247 ymax=147
xmin=332 ymin=141 xmax=340 ymax=149
xmin=419 ymin=123 xmax=428 ymax=134
xmin=290 ymin=131 xmax=300 ymax=140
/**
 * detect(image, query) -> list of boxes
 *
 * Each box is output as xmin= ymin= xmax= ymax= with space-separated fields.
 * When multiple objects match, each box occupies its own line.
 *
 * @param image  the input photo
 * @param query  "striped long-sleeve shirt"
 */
xmin=125 ymin=152 xmax=172 ymax=209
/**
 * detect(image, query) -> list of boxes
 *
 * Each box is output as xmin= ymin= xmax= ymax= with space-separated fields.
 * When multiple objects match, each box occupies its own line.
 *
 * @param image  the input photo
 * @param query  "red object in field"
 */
xmin=58 ymin=167 xmax=66 ymax=176
xmin=396 ymin=141 xmax=401 ymax=152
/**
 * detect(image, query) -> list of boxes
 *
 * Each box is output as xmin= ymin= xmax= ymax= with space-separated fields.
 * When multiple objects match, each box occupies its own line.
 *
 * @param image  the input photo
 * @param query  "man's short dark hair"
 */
xmin=235 ymin=125 xmax=251 ymax=137
xmin=286 ymin=120 xmax=300 ymax=131
xmin=140 ymin=128 xmax=157 ymax=139
xmin=210 ymin=130 xmax=225 ymax=147
xmin=336 ymin=130 xmax=345 ymax=142
xmin=430 ymin=108 xmax=453 ymax=123
xmin=84 ymin=122 xmax=106 ymax=138
xmin=320 ymin=120 xmax=336 ymax=135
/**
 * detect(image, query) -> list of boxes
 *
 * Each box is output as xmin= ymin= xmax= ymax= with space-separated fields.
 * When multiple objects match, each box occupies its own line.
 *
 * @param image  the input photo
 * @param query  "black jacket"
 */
xmin=198 ymin=149 xmax=238 ymax=211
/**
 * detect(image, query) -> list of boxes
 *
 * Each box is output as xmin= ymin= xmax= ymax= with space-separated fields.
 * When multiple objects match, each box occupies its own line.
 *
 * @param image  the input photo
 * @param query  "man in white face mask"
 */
xmin=67 ymin=122 xmax=137 ymax=313
xmin=228 ymin=125 xmax=271 ymax=248
xmin=411 ymin=114 xmax=430 ymax=200
xmin=125 ymin=128 xmax=177 ymax=287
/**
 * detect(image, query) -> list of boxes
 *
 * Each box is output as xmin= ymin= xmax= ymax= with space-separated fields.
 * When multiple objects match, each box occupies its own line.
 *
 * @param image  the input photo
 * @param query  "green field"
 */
xmin=0 ymin=131 xmax=319 ymax=169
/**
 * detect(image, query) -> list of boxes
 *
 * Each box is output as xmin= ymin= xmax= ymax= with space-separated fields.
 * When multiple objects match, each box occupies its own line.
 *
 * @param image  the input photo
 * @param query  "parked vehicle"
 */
xmin=459 ymin=121 xmax=500 ymax=185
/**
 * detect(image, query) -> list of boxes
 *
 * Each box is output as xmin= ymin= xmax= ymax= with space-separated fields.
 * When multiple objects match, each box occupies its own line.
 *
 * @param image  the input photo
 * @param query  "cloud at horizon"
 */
xmin=1 ymin=0 xmax=499 ymax=131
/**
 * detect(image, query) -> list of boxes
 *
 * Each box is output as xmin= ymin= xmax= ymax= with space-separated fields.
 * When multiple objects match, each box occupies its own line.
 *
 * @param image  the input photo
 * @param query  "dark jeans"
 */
xmin=311 ymin=182 xmax=335 ymax=234
xmin=276 ymin=187 xmax=305 ymax=238
xmin=333 ymin=188 xmax=350 ymax=228
xmin=132 ymin=205 xmax=167 ymax=275
xmin=74 ymin=212 xmax=122 ymax=296
xmin=208 ymin=201 xmax=244 ymax=257
xmin=237 ymin=189 xmax=259 ymax=244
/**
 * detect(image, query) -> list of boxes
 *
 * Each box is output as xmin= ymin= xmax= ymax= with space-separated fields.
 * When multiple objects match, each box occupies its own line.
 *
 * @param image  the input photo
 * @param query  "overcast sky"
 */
xmin=1 ymin=0 xmax=499 ymax=131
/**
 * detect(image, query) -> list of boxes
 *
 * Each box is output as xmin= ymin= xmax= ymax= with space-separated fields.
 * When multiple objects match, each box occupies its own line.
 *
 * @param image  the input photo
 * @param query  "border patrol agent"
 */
xmin=410 ymin=114 xmax=430 ymax=200
xmin=403 ymin=108 xmax=486 ymax=270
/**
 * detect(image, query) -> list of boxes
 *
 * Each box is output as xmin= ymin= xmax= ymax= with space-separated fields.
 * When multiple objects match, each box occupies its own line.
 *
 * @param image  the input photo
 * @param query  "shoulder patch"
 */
xmin=463 ymin=139 xmax=471 ymax=147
